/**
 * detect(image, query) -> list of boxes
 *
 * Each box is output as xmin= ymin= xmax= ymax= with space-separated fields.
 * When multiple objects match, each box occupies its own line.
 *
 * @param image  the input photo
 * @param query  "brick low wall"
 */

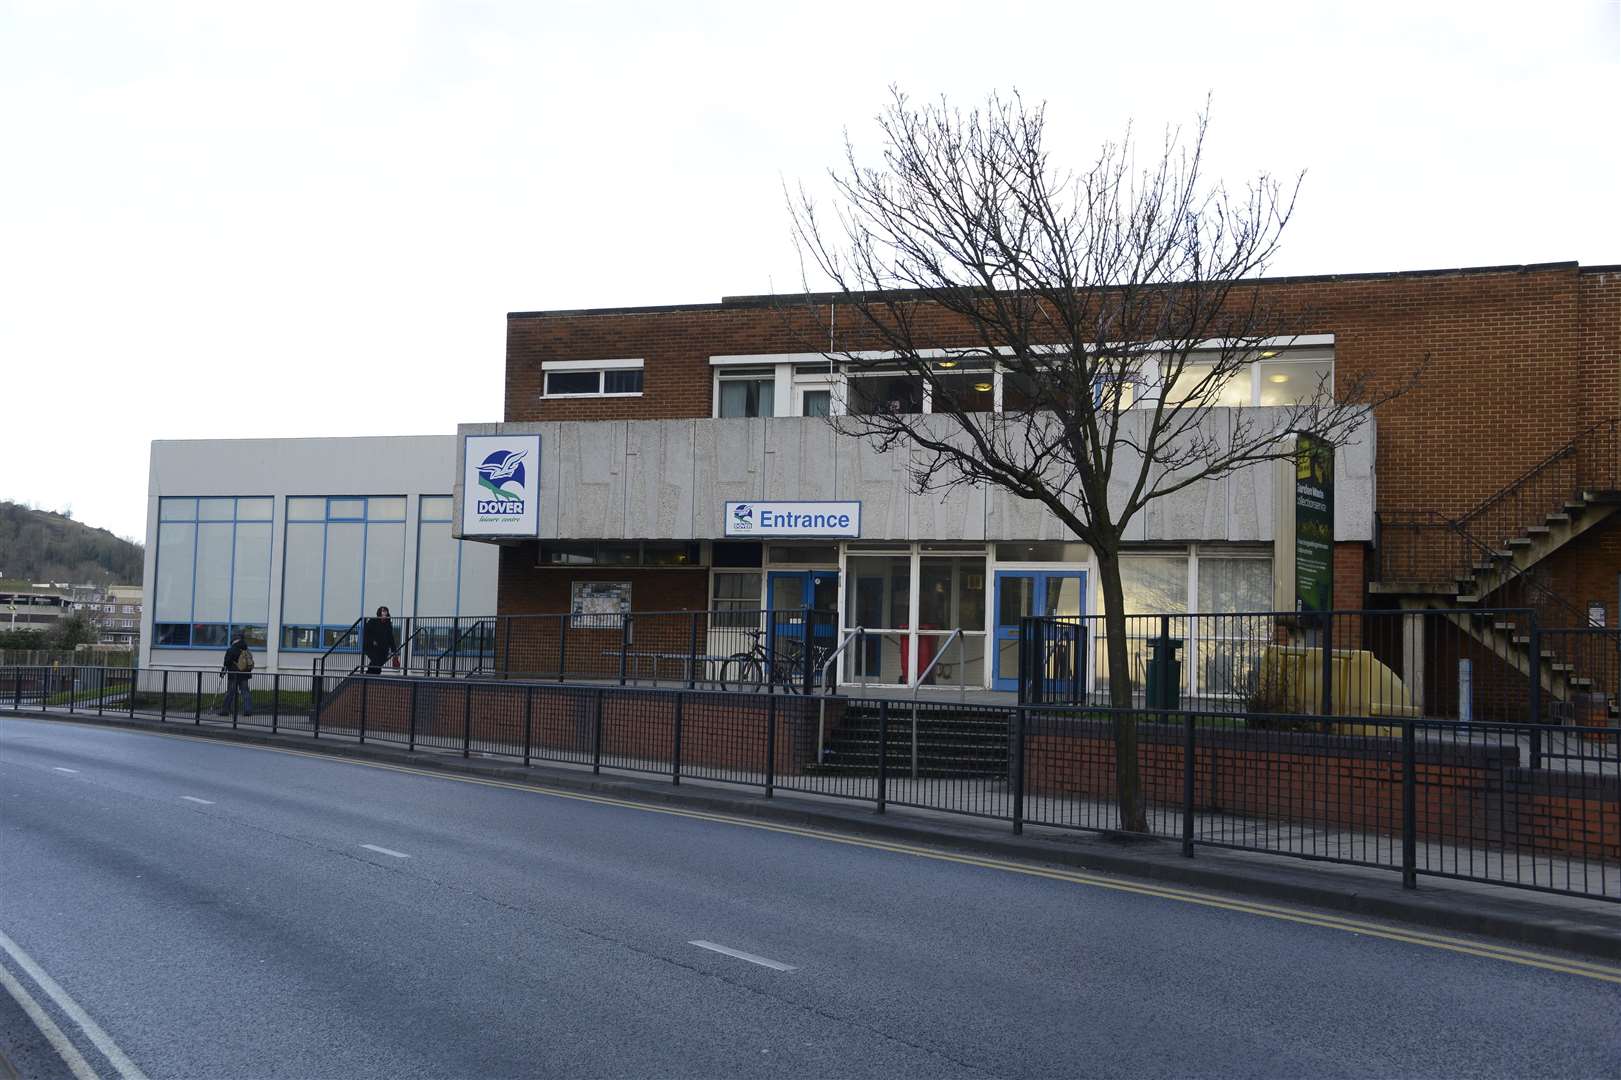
xmin=1026 ymin=715 xmax=1619 ymax=862
xmin=317 ymin=677 xmax=832 ymax=776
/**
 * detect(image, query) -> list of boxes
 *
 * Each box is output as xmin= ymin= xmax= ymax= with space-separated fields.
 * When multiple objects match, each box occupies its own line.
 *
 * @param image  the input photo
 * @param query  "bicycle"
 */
xmin=719 ymin=627 xmax=829 ymax=693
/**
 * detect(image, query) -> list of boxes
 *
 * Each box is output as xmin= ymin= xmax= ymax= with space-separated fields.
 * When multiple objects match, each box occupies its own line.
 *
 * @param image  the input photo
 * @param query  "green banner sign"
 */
xmin=1295 ymin=433 xmax=1334 ymax=614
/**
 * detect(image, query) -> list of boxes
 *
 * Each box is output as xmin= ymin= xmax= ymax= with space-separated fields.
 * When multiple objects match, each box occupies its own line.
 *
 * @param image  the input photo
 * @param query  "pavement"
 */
xmin=3 ymin=712 xmax=1620 ymax=1078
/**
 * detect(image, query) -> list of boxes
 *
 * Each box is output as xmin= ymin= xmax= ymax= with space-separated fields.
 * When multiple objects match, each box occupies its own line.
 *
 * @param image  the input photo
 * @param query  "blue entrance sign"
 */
xmin=724 ymin=500 xmax=861 ymax=538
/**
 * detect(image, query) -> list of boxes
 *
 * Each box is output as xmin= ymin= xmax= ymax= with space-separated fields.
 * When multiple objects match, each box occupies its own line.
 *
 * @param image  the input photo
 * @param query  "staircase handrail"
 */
xmin=313 ymin=617 xmax=364 ymax=682
xmin=912 ymin=628 xmax=967 ymax=706
xmin=431 ymin=618 xmax=496 ymax=677
xmin=1443 ymin=516 xmax=1590 ymax=624
xmin=816 ymin=626 xmax=865 ymax=694
xmin=346 ymin=619 xmax=429 ymax=678
xmin=1457 ymin=417 xmax=1618 ymax=534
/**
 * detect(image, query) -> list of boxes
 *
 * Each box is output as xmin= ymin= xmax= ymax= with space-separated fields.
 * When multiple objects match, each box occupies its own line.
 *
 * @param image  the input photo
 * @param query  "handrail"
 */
xmin=313 ymin=617 xmax=364 ymax=682
xmin=912 ymin=628 xmax=966 ymax=704
xmin=815 ymin=627 xmax=864 ymax=765
xmin=1457 ymin=417 xmax=1617 ymax=530
xmin=907 ymin=628 xmax=965 ymax=780
xmin=431 ymin=618 xmax=496 ymax=677
xmin=346 ymin=620 xmax=426 ymax=678
xmin=817 ymin=627 xmax=866 ymax=693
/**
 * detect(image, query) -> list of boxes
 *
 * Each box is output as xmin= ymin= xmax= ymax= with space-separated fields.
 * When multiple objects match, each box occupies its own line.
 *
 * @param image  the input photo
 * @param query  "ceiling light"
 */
xmin=973 ymin=382 xmax=993 ymax=393
xmin=1268 ymin=374 xmax=1290 ymax=383
xmin=937 ymin=359 xmax=959 ymax=369
xmin=1258 ymin=350 xmax=1278 ymax=359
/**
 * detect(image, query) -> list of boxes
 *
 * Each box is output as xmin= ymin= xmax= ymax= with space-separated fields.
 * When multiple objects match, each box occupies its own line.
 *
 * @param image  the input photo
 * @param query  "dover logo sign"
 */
xmin=462 ymin=434 xmax=541 ymax=536
xmin=724 ymin=500 xmax=860 ymax=538
xmin=476 ymin=448 xmax=528 ymax=512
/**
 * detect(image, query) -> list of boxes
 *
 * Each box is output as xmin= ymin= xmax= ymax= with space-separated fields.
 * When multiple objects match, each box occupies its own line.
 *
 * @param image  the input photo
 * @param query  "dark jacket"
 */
xmin=362 ymin=618 xmax=398 ymax=663
xmin=223 ymin=639 xmax=251 ymax=679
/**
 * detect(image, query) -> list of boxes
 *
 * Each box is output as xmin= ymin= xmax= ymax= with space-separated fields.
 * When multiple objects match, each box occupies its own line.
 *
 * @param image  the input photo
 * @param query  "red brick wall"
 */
xmin=1025 ymin=716 xmax=1619 ymax=861
xmin=318 ymin=677 xmax=830 ymax=775
xmin=1543 ymin=517 xmax=1621 ymax=630
xmin=1578 ymin=270 xmax=1621 ymax=431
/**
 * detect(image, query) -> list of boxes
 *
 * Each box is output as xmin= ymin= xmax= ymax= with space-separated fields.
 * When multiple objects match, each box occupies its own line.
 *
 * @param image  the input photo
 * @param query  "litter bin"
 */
xmin=1145 ymin=636 xmax=1183 ymax=710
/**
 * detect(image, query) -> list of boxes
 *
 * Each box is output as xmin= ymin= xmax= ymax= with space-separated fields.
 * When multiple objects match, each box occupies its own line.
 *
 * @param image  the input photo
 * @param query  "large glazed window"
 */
xmin=151 ymin=496 xmax=273 ymax=649
xmin=278 ymin=496 xmax=407 ymax=650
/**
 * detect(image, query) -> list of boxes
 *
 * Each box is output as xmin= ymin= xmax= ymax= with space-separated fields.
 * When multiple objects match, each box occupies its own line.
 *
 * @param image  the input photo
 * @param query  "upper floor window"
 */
xmin=541 ymin=359 xmax=644 ymax=398
xmin=716 ymin=368 xmax=776 ymax=417
xmin=1163 ymin=354 xmax=1333 ymax=408
xmin=704 ymin=345 xmax=1332 ymax=418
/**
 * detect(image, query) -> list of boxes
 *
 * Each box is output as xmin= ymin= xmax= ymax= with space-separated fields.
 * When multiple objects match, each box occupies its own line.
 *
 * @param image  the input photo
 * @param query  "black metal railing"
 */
xmin=315 ymin=608 xmax=841 ymax=693
xmin=1013 ymin=608 xmax=1605 ymax=726
xmin=1457 ymin=417 xmax=1618 ymax=551
xmin=8 ymin=667 xmax=1617 ymax=903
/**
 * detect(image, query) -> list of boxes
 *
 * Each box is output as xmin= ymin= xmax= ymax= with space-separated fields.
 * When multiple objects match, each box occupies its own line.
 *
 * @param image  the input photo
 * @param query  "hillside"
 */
xmin=0 ymin=501 xmax=144 ymax=586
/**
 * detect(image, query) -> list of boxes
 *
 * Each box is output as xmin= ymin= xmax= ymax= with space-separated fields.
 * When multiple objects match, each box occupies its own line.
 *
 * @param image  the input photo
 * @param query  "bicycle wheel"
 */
xmin=720 ymin=654 xmax=762 ymax=692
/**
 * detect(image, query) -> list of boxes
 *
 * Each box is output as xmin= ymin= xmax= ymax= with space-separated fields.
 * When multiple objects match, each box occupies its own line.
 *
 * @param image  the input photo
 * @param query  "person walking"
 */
xmin=362 ymin=606 xmax=399 ymax=675
xmin=219 ymin=630 xmax=254 ymax=716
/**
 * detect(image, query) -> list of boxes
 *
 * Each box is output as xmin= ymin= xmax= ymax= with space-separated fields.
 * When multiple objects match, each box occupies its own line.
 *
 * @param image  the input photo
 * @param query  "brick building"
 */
xmin=456 ymin=260 xmax=1619 ymax=698
xmin=137 ymin=260 xmax=1617 ymax=709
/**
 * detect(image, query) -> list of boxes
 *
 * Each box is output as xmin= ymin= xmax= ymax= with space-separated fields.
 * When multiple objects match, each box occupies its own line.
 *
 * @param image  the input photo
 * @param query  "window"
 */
xmin=931 ymin=372 xmax=995 ymax=413
xmin=280 ymin=496 xmax=407 ymax=650
xmin=416 ymin=496 xmax=484 ymax=618
xmin=1164 ymin=355 xmax=1333 ymax=408
xmin=800 ymin=390 xmax=831 ymax=417
xmin=994 ymin=542 xmax=1089 ymax=563
xmin=1257 ymin=359 xmax=1332 ymax=406
xmin=717 ymin=369 xmax=776 ymax=418
xmin=847 ymin=372 xmax=924 ymax=415
xmin=1194 ymin=556 xmax=1275 ymax=697
xmin=711 ymin=570 xmax=761 ymax=628
xmin=152 ymin=496 xmax=272 ymax=649
xmin=766 ymin=545 xmax=839 ymax=564
xmin=541 ymin=360 xmax=644 ymax=397
xmin=538 ymin=541 xmax=701 ymax=567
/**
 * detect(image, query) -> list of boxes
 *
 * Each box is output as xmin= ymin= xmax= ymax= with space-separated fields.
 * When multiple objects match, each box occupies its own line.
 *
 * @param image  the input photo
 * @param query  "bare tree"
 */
xmin=790 ymin=89 xmax=1411 ymax=832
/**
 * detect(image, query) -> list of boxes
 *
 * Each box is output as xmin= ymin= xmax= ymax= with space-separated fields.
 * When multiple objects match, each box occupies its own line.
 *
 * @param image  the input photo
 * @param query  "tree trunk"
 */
xmin=1095 ymin=547 xmax=1147 ymax=833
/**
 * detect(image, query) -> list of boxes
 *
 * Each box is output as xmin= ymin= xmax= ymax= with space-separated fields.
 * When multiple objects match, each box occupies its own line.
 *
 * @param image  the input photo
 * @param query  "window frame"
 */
xmin=540 ymin=358 xmax=645 ymax=399
xmin=151 ymin=496 xmax=275 ymax=651
xmin=714 ymin=367 xmax=778 ymax=418
xmin=278 ymin=495 xmax=408 ymax=651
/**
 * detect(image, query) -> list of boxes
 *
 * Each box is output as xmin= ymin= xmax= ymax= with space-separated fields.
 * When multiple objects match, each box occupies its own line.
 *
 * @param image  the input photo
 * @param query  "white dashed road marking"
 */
xmin=180 ymin=796 xmax=214 ymax=805
xmin=52 ymin=768 xmax=78 ymax=774
xmin=688 ymin=941 xmax=798 ymax=972
xmin=361 ymin=844 xmax=410 ymax=859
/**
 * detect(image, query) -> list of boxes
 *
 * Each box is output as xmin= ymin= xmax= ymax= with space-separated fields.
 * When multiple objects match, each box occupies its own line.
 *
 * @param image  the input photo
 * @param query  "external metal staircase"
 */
xmin=1375 ymin=419 xmax=1620 ymax=721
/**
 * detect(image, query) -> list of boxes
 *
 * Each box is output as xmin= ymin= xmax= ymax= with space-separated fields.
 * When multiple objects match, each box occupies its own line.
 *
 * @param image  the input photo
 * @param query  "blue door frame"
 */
xmin=992 ymin=570 xmax=1086 ymax=693
xmin=767 ymin=570 xmax=839 ymax=647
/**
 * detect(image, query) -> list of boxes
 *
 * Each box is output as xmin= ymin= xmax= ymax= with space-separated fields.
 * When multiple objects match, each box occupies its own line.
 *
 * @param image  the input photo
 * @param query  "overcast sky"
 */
xmin=2 ymin=0 xmax=1617 ymax=546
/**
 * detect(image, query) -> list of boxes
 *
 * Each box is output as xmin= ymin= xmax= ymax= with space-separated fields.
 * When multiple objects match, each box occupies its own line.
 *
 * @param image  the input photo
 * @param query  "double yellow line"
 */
xmin=36 ymin=717 xmax=1621 ymax=985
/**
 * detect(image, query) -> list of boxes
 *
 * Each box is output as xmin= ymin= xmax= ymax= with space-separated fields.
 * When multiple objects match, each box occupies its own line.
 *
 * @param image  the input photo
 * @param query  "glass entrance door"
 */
xmin=992 ymin=571 xmax=1085 ymax=692
xmin=767 ymin=570 xmax=839 ymax=649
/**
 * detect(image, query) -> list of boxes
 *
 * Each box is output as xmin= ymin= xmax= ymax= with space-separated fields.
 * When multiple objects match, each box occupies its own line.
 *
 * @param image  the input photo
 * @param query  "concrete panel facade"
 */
xmin=455 ymin=408 xmax=1377 ymax=544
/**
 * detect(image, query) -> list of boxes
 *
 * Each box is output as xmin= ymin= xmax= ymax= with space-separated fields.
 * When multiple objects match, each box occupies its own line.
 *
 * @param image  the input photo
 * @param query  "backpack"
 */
xmin=236 ymin=648 xmax=255 ymax=673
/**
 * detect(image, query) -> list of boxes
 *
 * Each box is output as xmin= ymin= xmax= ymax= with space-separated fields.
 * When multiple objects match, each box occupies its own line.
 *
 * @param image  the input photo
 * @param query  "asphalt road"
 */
xmin=2 ymin=715 xmax=1618 ymax=1080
